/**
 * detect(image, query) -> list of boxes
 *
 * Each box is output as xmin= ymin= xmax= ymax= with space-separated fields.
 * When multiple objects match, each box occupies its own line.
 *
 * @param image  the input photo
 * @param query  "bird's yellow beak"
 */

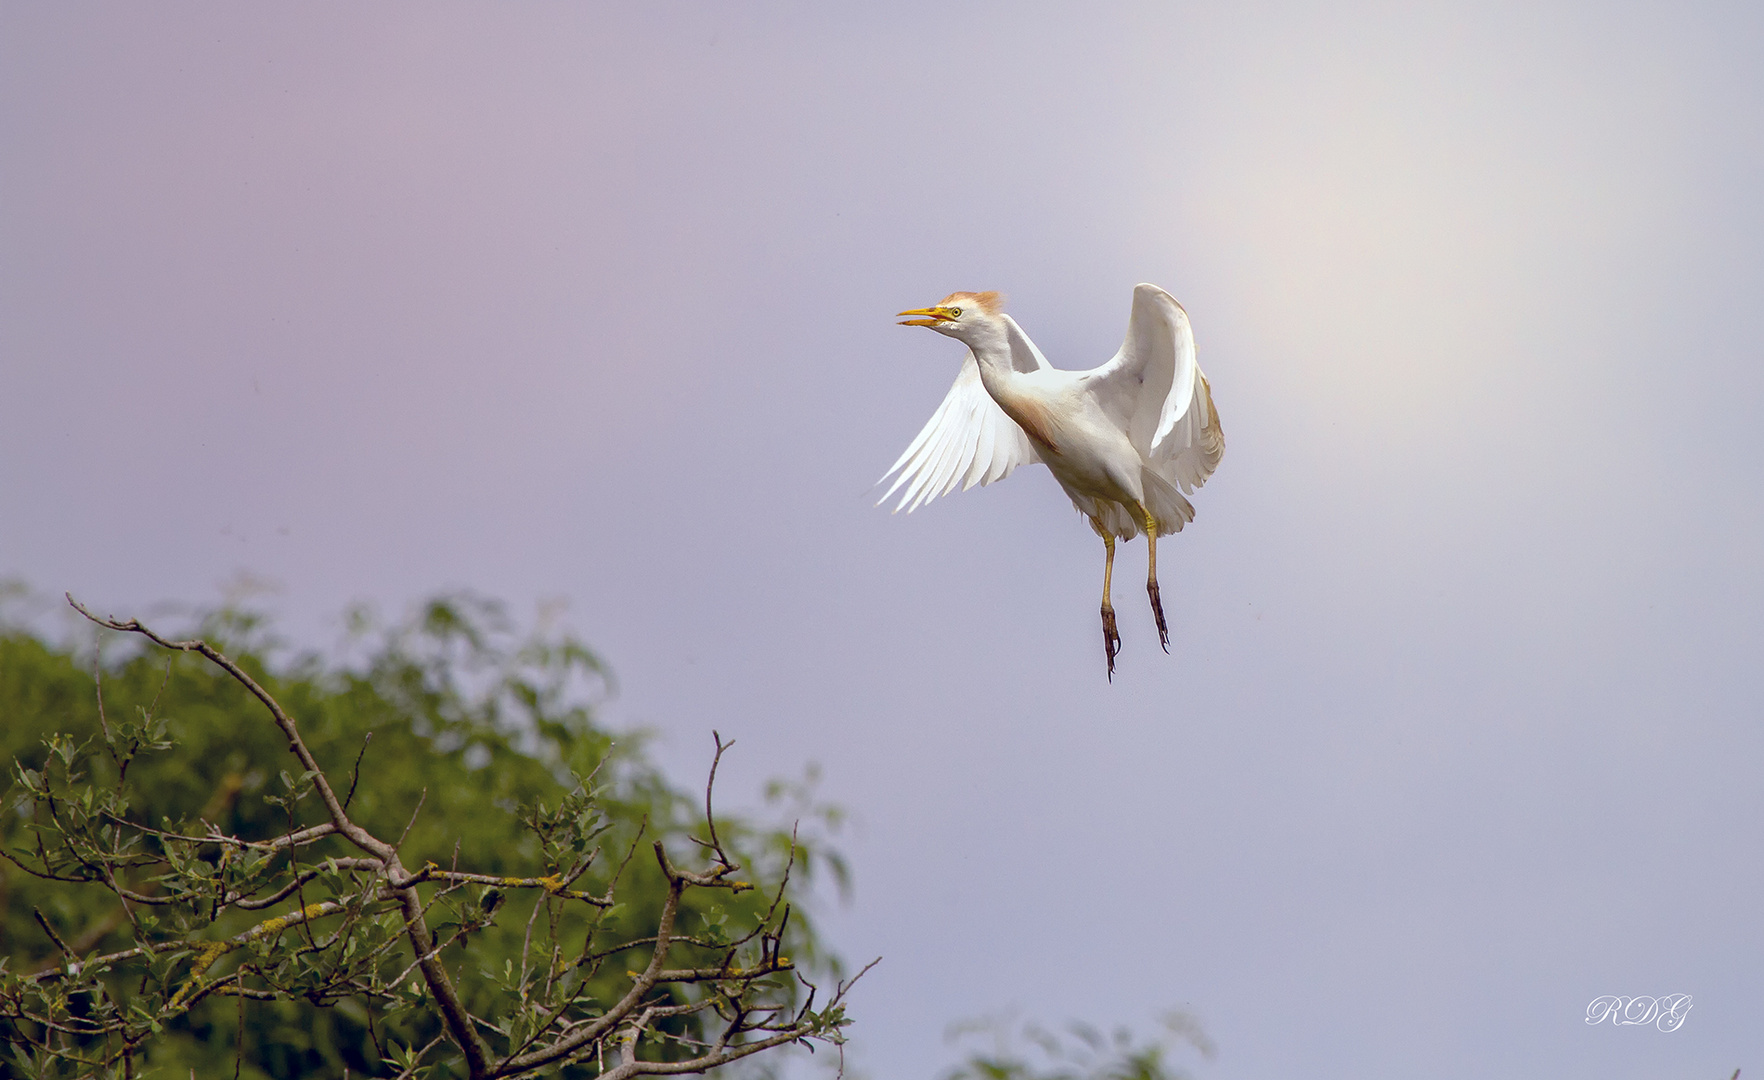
xmin=897 ymin=306 xmax=958 ymax=327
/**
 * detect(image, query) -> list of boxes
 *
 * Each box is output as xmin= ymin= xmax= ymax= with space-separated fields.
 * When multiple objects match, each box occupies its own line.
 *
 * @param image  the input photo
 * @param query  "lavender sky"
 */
xmin=4 ymin=3 xmax=1763 ymax=1077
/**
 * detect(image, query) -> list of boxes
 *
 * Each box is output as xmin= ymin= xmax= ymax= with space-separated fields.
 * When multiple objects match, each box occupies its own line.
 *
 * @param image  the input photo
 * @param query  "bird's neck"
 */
xmin=966 ymin=326 xmax=1021 ymax=399
xmin=966 ymin=327 xmax=1060 ymax=454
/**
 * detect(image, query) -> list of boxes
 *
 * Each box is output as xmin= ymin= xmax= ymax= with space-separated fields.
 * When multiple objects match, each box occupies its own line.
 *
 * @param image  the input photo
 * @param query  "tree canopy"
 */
xmin=1 ymin=593 xmax=853 ymax=1079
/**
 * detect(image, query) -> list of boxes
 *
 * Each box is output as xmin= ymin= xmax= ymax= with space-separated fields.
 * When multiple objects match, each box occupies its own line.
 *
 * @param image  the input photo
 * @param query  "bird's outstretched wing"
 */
xmin=1083 ymin=283 xmax=1224 ymax=494
xmin=878 ymin=315 xmax=1050 ymax=512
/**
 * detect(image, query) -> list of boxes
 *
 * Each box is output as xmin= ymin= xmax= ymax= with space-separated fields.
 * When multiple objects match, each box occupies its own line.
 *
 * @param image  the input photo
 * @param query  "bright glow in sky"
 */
xmin=4 ymin=4 xmax=1763 ymax=1077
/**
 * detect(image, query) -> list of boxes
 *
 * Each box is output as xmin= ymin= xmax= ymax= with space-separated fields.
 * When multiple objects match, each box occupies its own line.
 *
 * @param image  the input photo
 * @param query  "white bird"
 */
xmin=882 ymin=285 xmax=1224 ymax=678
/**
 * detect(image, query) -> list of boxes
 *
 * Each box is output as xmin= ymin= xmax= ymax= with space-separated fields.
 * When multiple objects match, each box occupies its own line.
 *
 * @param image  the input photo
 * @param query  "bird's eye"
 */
xmin=949 ymin=307 xmax=962 ymax=317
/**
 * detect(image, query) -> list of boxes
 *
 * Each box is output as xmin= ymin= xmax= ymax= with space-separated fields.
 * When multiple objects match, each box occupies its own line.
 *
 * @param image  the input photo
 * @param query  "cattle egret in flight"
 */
xmin=883 ymin=285 xmax=1224 ymax=678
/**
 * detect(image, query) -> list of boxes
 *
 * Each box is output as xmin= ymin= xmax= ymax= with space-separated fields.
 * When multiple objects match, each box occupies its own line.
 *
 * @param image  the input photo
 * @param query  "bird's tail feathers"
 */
xmin=1072 ymin=473 xmax=1193 ymax=540
xmin=1141 ymin=469 xmax=1196 ymax=536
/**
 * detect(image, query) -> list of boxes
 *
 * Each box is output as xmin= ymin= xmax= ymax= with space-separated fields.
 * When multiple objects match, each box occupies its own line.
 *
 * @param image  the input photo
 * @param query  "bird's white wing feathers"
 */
xmin=878 ymin=316 xmax=1050 ymax=513
xmin=1083 ymin=283 xmax=1224 ymax=494
xmin=1000 ymin=313 xmax=1052 ymax=373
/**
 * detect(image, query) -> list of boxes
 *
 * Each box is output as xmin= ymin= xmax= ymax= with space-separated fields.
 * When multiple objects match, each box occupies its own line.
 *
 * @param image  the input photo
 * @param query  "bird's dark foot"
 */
xmin=1148 ymin=580 xmax=1169 ymax=653
xmin=1101 ymin=603 xmax=1121 ymax=681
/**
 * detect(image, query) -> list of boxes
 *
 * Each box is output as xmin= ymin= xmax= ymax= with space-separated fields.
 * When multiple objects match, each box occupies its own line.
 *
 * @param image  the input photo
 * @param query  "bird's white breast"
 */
xmin=995 ymin=374 xmax=1144 ymax=505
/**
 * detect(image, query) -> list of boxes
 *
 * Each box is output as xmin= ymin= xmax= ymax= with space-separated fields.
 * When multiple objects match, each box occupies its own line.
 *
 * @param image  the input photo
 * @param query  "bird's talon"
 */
xmin=1148 ymin=581 xmax=1169 ymax=652
xmin=1101 ymin=605 xmax=1121 ymax=681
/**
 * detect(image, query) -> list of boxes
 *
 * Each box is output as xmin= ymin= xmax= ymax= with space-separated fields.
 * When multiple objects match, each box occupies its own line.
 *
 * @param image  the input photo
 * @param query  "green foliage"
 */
xmin=942 ymin=1014 xmax=1214 ymax=1080
xmin=0 ymin=594 xmax=852 ymax=1079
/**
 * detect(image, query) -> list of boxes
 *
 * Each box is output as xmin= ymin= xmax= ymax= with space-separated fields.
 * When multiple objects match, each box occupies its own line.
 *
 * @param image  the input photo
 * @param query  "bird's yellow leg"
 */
xmin=1137 ymin=504 xmax=1170 ymax=652
xmin=1093 ymin=518 xmax=1121 ymax=680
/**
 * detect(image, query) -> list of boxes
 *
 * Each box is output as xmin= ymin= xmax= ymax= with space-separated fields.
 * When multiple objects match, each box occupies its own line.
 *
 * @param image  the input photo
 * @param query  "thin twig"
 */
xmin=33 ymin=908 xmax=78 ymax=967
xmin=344 ymin=732 xmax=372 ymax=812
xmin=395 ymin=788 xmax=427 ymax=851
xmin=90 ymin=630 xmax=117 ymax=768
xmin=699 ymin=731 xmax=737 ymax=872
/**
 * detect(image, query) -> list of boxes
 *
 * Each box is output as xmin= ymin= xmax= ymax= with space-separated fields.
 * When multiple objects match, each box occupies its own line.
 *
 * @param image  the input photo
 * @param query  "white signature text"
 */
xmin=1585 ymin=995 xmax=1692 ymax=1032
